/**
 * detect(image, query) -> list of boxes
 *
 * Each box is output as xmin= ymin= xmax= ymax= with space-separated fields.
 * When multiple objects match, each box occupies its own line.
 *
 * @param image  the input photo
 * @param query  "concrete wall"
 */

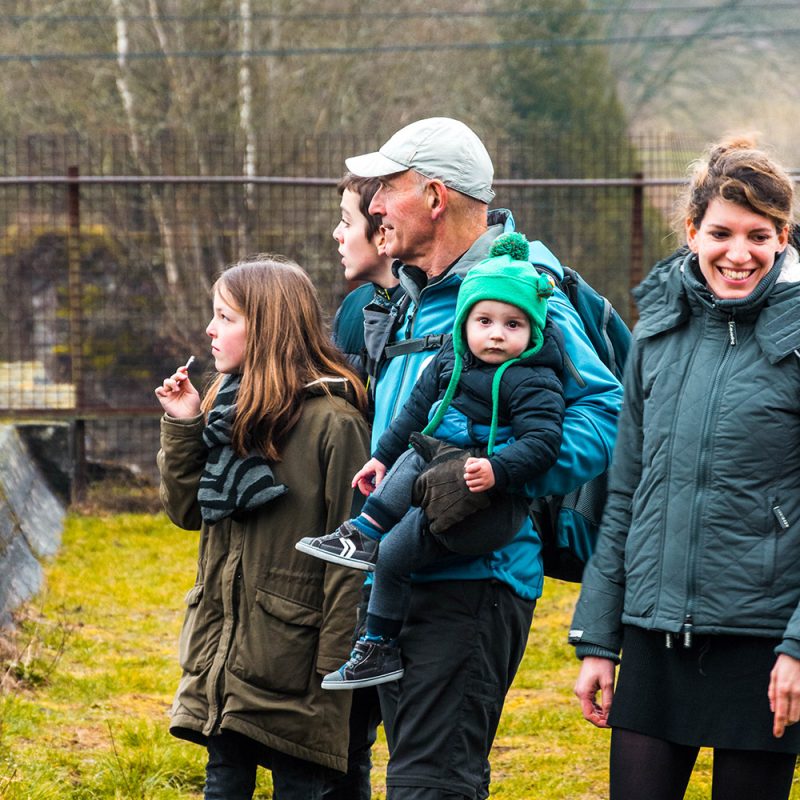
xmin=0 ymin=425 xmax=65 ymax=627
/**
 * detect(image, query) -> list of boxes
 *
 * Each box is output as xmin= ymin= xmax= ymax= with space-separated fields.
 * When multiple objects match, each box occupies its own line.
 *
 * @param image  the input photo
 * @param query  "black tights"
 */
xmin=610 ymin=728 xmax=797 ymax=800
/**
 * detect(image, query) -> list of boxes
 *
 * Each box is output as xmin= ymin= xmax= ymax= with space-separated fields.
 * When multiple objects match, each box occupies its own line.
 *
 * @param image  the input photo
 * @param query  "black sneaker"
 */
xmin=322 ymin=637 xmax=404 ymax=690
xmin=295 ymin=520 xmax=379 ymax=571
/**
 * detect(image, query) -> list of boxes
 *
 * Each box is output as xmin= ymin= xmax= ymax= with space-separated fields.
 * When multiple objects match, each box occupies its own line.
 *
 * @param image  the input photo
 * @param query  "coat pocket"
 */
xmin=763 ymin=499 xmax=790 ymax=586
xmin=178 ymin=583 xmax=208 ymax=674
xmin=234 ymin=589 xmax=323 ymax=695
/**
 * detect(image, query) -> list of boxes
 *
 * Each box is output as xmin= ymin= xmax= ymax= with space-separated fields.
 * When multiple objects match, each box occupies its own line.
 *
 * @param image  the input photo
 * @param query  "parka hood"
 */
xmin=632 ymin=245 xmax=800 ymax=363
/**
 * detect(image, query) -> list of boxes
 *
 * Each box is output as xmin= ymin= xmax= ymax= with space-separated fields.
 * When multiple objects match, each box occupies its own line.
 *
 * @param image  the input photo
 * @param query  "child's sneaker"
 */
xmin=295 ymin=520 xmax=379 ymax=571
xmin=321 ymin=637 xmax=404 ymax=690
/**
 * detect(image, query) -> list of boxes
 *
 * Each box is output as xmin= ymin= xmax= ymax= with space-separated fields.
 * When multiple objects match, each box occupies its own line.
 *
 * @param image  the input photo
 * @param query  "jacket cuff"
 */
xmin=775 ymin=638 xmax=800 ymax=662
xmin=573 ymin=643 xmax=621 ymax=663
xmin=371 ymin=446 xmax=393 ymax=467
xmin=488 ymin=457 xmax=509 ymax=491
xmin=161 ymin=413 xmax=204 ymax=433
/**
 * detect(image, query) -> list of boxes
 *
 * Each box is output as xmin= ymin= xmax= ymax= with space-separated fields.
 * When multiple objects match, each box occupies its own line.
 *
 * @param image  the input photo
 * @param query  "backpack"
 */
xmin=530 ymin=263 xmax=631 ymax=582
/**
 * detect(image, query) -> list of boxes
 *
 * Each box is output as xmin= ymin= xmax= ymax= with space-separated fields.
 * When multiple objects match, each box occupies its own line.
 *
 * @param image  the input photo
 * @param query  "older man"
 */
xmin=344 ymin=117 xmax=623 ymax=800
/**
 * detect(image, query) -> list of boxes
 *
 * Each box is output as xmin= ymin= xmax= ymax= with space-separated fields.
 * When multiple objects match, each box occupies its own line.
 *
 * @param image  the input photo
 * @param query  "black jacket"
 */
xmin=373 ymin=318 xmax=565 ymax=491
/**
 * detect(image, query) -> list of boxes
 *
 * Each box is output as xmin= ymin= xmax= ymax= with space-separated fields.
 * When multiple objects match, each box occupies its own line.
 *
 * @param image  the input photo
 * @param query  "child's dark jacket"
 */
xmin=372 ymin=318 xmax=566 ymax=491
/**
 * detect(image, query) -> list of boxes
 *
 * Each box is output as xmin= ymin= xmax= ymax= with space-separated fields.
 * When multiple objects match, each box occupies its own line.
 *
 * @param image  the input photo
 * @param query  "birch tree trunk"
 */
xmin=112 ymin=0 xmax=187 ymax=321
xmin=238 ymin=0 xmax=257 ymax=256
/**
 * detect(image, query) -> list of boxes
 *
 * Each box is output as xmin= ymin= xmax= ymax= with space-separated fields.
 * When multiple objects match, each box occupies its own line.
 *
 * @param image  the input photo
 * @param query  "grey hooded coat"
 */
xmin=571 ymin=247 xmax=800 ymax=661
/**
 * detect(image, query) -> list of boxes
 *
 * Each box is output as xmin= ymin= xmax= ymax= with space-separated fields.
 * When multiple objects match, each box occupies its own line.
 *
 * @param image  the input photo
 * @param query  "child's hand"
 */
xmin=155 ymin=360 xmax=201 ymax=419
xmin=352 ymin=458 xmax=387 ymax=496
xmin=464 ymin=457 xmax=495 ymax=493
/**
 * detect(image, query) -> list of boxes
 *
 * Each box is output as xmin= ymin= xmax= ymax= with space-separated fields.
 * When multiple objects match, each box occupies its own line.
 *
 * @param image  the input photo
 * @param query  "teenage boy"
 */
xmin=331 ymin=173 xmax=402 ymax=392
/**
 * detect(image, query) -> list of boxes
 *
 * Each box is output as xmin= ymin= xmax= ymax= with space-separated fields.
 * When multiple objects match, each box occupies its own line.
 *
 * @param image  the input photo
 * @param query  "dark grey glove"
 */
xmin=408 ymin=431 xmax=529 ymax=556
xmin=409 ymin=432 xmax=489 ymax=535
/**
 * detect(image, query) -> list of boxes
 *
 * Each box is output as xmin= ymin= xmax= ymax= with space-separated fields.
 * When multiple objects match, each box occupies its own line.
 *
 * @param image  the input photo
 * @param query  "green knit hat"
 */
xmin=421 ymin=232 xmax=554 ymax=454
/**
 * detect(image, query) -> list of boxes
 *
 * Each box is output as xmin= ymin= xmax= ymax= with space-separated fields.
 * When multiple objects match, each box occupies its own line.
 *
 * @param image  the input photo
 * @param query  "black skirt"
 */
xmin=609 ymin=625 xmax=800 ymax=754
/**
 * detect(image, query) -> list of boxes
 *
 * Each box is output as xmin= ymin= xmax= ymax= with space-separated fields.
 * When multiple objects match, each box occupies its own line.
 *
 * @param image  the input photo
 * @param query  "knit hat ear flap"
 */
xmin=420 ymin=353 xmax=464 ymax=440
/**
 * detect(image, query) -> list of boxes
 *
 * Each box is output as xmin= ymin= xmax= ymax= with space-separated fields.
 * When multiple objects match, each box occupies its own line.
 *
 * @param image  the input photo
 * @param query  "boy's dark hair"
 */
xmin=337 ymin=173 xmax=383 ymax=240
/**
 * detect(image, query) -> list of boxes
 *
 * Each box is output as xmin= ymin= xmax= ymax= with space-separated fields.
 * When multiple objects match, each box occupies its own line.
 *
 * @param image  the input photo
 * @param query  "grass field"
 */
xmin=1 ymin=511 xmax=797 ymax=797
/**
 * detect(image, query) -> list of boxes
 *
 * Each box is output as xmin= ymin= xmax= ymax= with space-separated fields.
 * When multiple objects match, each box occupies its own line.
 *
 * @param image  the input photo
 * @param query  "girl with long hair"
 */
xmin=155 ymin=255 xmax=370 ymax=799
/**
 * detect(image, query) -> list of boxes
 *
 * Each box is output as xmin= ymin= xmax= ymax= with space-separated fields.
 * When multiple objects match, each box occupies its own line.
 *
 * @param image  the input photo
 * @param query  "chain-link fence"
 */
xmin=0 ymin=132 xmax=723 ymax=494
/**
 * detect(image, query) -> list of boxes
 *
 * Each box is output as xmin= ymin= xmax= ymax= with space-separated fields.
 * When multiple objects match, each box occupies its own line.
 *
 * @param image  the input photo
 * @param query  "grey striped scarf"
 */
xmin=198 ymin=373 xmax=288 ymax=523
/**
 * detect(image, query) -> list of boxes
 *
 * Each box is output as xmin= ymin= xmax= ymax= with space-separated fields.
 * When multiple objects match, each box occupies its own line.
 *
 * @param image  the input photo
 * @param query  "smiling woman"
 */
xmin=687 ymin=198 xmax=789 ymax=300
xmin=681 ymin=138 xmax=794 ymax=301
xmin=570 ymin=136 xmax=800 ymax=800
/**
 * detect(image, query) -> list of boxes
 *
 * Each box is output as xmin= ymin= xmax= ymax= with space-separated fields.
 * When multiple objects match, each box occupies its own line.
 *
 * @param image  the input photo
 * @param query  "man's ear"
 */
xmin=374 ymin=226 xmax=388 ymax=256
xmin=427 ymin=180 xmax=448 ymax=220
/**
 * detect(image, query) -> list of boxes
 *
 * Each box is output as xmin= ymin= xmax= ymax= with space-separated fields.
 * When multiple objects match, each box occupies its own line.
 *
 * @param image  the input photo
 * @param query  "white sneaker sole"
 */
xmin=295 ymin=539 xmax=376 ymax=572
xmin=321 ymin=669 xmax=405 ymax=690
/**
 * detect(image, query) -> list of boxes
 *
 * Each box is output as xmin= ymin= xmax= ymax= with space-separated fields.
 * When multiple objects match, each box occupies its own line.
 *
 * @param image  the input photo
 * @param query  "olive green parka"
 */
xmin=157 ymin=379 xmax=370 ymax=773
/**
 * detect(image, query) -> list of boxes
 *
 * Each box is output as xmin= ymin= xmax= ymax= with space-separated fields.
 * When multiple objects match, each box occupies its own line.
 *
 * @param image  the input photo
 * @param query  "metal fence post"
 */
xmin=67 ymin=165 xmax=87 ymax=503
xmin=629 ymin=172 xmax=644 ymax=326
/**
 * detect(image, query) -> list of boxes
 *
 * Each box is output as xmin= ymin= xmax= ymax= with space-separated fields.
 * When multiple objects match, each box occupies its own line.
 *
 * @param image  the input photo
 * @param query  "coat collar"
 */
xmin=633 ymin=246 xmax=800 ymax=364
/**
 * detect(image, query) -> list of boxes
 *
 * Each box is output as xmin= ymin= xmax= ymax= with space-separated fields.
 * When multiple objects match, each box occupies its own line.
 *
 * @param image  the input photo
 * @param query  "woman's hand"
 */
xmin=352 ymin=458 xmax=387 ymax=496
xmin=574 ymin=656 xmax=616 ymax=728
xmin=155 ymin=362 xmax=201 ymax=419
xmin=769 ymin=653 xmax=800 ymax=737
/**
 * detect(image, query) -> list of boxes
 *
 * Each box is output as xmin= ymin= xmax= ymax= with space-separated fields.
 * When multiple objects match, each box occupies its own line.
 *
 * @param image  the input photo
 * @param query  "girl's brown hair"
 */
xmin=201 ymin=255 xmax=367 ymax=461
xmin=677 ymin=135 xmax=795 ymax=235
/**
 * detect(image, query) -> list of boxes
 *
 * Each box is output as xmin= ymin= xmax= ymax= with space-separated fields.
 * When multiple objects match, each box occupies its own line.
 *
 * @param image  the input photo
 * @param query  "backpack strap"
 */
xmin=384 ymin=334 xmax=447 ymax=358
xmin=532 ymin=263 xmax=585 ymax=387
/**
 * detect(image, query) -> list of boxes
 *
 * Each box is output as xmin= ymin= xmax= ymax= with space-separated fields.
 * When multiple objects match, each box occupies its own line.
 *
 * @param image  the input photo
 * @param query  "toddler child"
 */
xmin=156 ymin=256 xmax=370 ymax=796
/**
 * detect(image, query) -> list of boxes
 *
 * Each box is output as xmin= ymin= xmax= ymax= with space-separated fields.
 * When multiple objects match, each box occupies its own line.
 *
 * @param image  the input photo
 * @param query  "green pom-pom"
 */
xmin=537 ymin=273 xmax=555 ymax=298
xmin=488 ymin=232 xmax=529 ymax=261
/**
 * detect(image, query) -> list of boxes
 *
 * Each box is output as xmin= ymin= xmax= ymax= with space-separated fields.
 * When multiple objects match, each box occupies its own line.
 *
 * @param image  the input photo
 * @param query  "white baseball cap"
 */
xmin=345 ymin=117 xmax=495 ymax=204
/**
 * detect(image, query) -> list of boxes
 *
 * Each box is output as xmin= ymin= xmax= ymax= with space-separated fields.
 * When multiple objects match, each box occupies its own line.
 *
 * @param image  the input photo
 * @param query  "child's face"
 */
xmin=206 ymin=284 xmax=247 ymax=373
xmin=332 ymin=188 xmax=386 ymax=283
xmin=465 ymin=300 xmax=531 ymax=365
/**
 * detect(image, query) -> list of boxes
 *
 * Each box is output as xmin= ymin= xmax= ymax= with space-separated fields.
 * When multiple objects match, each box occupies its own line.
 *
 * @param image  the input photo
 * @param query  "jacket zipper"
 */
xmin=683 ymin=312 xmax=736 ymax=644
xmin=206 ymin=529 xmax=243 ymax=735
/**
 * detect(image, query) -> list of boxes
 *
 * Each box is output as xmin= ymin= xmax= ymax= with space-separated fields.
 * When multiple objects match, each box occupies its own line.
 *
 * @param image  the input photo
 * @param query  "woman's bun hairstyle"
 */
xmin=675 ymin=134 xmax=795 ymax=238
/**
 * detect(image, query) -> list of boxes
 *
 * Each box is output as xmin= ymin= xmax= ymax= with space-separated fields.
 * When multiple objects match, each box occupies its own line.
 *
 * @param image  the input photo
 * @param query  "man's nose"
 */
xmin=368 ymin=189 xmax=385 ymax=216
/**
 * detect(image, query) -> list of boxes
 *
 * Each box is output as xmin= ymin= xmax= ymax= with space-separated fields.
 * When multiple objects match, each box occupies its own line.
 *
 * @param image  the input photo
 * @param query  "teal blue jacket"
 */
xmin=371 ymin=209 xmax=623 ymax=601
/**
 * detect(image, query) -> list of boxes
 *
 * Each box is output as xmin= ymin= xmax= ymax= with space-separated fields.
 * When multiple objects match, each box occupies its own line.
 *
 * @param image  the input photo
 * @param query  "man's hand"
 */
xmin=464 ymin=457 xmax=495 ymax=493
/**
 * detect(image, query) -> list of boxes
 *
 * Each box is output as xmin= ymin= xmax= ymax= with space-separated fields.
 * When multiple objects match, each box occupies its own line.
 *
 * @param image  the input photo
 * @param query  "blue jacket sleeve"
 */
xmin=570 ymin=336 xmax=643 ymax=654
xmin=524 ymin=289 xmax=624 ymax=498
